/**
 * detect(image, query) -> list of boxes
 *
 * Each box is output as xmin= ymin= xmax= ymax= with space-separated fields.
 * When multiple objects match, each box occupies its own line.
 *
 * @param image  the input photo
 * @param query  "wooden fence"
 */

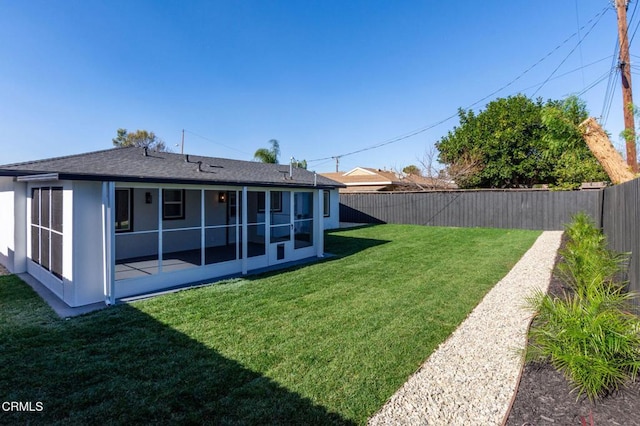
xmin=340 ymin=190 xmax=603 ymax=230
xmin=601 ymin=178 xmax=640 ymax=307
xmin=339 ymin=186 xmax=640 ymax=307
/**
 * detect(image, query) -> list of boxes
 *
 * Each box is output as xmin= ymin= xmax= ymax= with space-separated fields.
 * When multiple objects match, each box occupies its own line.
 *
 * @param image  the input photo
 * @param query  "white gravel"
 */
xmin=368 ymin=231 xmax=563 ymax=426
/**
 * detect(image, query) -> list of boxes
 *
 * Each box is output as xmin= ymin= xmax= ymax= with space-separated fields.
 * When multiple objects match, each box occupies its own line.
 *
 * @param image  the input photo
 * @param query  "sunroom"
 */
xmin=107 ymin=184 xmax=326 ymax=301
xmin=0 ymin=147 xmax=342 ymax=308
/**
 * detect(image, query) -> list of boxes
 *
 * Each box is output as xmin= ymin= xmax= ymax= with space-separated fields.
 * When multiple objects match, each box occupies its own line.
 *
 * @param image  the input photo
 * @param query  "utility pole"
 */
xmin=332 ymin=156 xmax=340 ymax=173
xmin=616 ymin=0 xmax=637 ymax=172
xmin=181 ymin=129 xmax=185 ymax=155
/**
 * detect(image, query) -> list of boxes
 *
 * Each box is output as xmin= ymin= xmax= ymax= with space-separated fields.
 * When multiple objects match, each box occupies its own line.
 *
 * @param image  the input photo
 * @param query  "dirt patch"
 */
xmin=0 ymin=264 xmax=10 ymax=276
xmin=505 ymin=235 xmax=640 ymax=425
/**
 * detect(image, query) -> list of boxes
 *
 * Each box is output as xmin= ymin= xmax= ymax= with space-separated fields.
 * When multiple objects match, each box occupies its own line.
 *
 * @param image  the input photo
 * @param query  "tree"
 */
xmin=402 ymin=164 xmax=421 ymax=176
xmin=253 ymin=139 xmax=280 ymax=164
xmin=542 ymin=97 xmax=608 ymax=188
xmin=112 ymin=128 xmax=167 ymax=151
xmin=436 ymin=95 xmax=606 ymax=189
xmin=292 ymin=159 xmax=308 ymax=169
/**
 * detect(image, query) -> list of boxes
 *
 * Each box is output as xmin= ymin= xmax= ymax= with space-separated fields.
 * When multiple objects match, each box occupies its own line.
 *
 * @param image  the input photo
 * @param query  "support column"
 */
xmin=101 ymin=182 xmax=115 ymax=305
xmin=242 ymin=187 xmax=248 ymax=275
xmin=316 ymin=189 xmax=324 ymax=258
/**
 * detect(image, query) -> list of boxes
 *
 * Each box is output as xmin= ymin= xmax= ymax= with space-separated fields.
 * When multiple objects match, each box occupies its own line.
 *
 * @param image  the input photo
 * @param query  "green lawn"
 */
xmin=0 ymin=224 xmax=540 ymax=425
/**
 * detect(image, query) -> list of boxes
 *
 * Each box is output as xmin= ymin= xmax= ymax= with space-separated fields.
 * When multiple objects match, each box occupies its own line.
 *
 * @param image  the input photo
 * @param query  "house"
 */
xmin=321 ymin=167 xmax=457 ymax=192
xmin=321 ymin=167 xmax=401 ymax=192
xmin=0 ymin=147 xmax=343 ymax=307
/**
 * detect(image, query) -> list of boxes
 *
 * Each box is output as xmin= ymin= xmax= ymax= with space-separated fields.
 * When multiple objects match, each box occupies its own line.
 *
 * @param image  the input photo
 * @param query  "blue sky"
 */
xmin=0 ymin=1 xmax=636 ymax=173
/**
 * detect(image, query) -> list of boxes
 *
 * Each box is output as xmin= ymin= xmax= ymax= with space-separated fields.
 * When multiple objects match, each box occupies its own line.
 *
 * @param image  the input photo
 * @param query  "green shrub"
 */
xmin=555 ymin=212 xmax=627 ymax=297
xmin=526 ymin=289 xmax=640 ymax=400
xmin=526 ymin=213 xmax=640 ymax=400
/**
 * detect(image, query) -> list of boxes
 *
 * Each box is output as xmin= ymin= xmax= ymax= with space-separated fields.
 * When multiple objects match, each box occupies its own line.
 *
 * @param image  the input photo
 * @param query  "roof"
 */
xmin=320 ymin=167 xmax=458 ymax=192
xmin=321 ymin=167 xmax=399 ymax=187
xmin=0 ymin=147 xmax=343 ymax=189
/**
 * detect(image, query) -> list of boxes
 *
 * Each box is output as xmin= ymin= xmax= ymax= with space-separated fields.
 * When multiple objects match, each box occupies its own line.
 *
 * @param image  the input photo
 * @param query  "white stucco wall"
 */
xmin=71 ymin=181 xmax=106 ymax=306
xmin=323 ymin=189 xmax=340 ymax=230
xmin=0 ymin=177 xmax=26 ymax=273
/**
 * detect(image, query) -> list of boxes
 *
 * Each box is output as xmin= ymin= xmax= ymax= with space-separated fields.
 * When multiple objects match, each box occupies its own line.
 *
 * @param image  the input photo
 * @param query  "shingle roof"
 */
xmin=320 ymin=169 xmax=399 ymax=186
xmin=0 ymin=147 xmax=343 ymax=189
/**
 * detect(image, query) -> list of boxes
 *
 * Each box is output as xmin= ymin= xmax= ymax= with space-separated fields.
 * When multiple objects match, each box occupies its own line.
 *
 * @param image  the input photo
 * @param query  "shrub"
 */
xmin=555 ymin=212 xmax=626 ymax=297
xmin=526 ymin=213 xmax=640 ymax=400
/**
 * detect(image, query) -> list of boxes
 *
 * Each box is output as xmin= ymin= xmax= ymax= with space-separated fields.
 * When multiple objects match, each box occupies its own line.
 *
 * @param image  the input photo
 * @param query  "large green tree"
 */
xmin=253 ymin=139 xmax=280 ymax=164
xmin=436 ymin=95 xmax=606 ymax=189
xmin=112 ymin=128 xmax=167 ymax=151
xmin=541 ymin=97 xmax=608 ymax=188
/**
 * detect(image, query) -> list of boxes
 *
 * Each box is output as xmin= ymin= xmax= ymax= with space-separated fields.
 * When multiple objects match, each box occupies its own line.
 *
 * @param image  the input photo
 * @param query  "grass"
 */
xmin=0 ymin=224 xmax=540 ymax=425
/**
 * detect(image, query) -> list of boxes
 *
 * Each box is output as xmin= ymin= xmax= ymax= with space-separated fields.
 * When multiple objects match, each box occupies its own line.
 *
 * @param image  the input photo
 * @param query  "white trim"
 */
xmin=201 ymin=189 xmax=205 ymax=267
xmin=158 ymin=188 xmax=163 ymax=273
xmin=101 ymin=181 xmax=116 ymax=305
xmin=344 ymin=181 xmax=393 ymax=186
xmin=343 ymin=167 xmax=378 ymax=176
xmin=242 ymin=186 xmax=248 ymax=274
xmin=316 ymin=189 xmax=324 ymax=258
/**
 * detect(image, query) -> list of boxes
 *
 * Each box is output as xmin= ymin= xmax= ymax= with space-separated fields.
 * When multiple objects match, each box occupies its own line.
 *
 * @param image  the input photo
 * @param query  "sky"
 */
xmin=0 ymin=0 xmax=637 ymax=173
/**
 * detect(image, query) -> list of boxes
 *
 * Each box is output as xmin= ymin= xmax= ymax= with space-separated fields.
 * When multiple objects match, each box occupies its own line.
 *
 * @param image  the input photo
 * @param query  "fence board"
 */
xmin=340 ymin=190 xmax=602 ymax=231
xmin=340 ymin=185 xmax=638 ymax=308
xmin=601 ymin=178 xmax=640 ymax=307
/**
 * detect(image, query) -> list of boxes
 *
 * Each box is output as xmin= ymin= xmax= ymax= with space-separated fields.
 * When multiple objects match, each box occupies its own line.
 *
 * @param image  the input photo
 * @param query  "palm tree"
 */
xmin=253 ymin=139 xmax=280 ymax=164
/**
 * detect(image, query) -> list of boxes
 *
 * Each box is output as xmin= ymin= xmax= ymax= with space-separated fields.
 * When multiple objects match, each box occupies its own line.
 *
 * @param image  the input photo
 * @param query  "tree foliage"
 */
xmin=292 ymin=159 xmax=308 ymax=169
xmin=436 ymin=95 xmax=607 ymax=189
xmin=402 ymin=165 xmax=421 ymax=176
xmin=112 ymin=128 xmax=167 ymax=151
xmin=253 ymin=139 xmax=280 ymax=164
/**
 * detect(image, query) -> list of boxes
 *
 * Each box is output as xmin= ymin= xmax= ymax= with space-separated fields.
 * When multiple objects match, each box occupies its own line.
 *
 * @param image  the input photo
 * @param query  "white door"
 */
xmin=268 ymin=190 xmax=293 ymax=264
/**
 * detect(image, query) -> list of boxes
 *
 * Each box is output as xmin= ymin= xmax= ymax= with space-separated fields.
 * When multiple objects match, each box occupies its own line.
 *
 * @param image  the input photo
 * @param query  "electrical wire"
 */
xmin=531 ymin=6 xmax=609 ymax=97
xmin=575 ymin=0 xmax=586 ymax=88
xmin=307 ymin=6 xmax=612 ymax=164
xmin=517 ymin=56 xmax=613 ymax=93
xmin=601 ymin=41 xmax=620 ymax=125
xmin=576 ymin=70 xmax=614 ymax=97
xmin=183 ymin=129 xmax=251 ymax=156
xmin=628 ymin=0 xmax=640 ymax=45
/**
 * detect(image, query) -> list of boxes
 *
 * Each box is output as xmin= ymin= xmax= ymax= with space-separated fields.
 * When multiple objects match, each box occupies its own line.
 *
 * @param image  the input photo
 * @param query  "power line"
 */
xmin=531 ymin=6 xmax=609 ymax=96
xmin=575 ymin=0 xmax=586 ymax=88
xmin=629 ymin=0 xmax=640 ymax=45
xmin=601 ymin=40 xmax=620 ymax=125
xmin=576 ymin=70 xmax=614 ymax=97
xmin=183 ymin=129 xmax=251 ymax=156
xmin=517 ymin=56 xmax=613 ymax=93
xmin=307 ymin=6 xmax=612 ymax=164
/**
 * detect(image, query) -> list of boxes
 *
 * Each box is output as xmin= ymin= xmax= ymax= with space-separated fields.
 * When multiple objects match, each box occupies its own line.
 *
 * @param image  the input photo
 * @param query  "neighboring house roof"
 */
xmin=0 ymin=147 xmax=344 ymax=189
xmin=320 ymin=167 xmax=457 ymax=192
xmin=401 ymin=174 xmax=458 ymax=190
xmin=320 ymin=167 xmax=399 ymax=192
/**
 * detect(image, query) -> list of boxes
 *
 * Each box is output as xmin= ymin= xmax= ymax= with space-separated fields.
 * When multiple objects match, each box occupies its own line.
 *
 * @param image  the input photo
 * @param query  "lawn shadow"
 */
xmin=0 ymin=279 xmax=356 ymax=425
xmin=339 ymin=205 xmax=384 ymax=225
xmin=242 ymin=232 xmax=391 ymax=282
xmin=324 ymin=232 xmax=391 ymax=258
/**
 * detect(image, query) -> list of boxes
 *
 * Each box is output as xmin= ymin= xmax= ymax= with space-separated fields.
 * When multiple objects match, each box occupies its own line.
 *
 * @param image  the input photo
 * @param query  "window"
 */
xmin=31 ymin=187 xmax=63 ymax=279
xmin=257 ymin=191 xmax=282 ymax=213
xmin=115 ymin=189 xmax=132 ymax=232
xmin=323 ymin=190 xmax=330 ymax=217
xmin=163 ymin=189 xmax=185 ymax=220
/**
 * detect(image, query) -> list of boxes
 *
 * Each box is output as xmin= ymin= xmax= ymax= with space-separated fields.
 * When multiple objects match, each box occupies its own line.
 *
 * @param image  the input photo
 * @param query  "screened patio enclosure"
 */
xmin=112 ymin=185 xmax=320 ymax=287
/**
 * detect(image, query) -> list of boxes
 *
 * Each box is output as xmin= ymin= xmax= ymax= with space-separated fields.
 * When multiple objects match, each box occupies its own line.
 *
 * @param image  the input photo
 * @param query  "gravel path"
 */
xmin=368 ymin=231 xmax=563 ymax=426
